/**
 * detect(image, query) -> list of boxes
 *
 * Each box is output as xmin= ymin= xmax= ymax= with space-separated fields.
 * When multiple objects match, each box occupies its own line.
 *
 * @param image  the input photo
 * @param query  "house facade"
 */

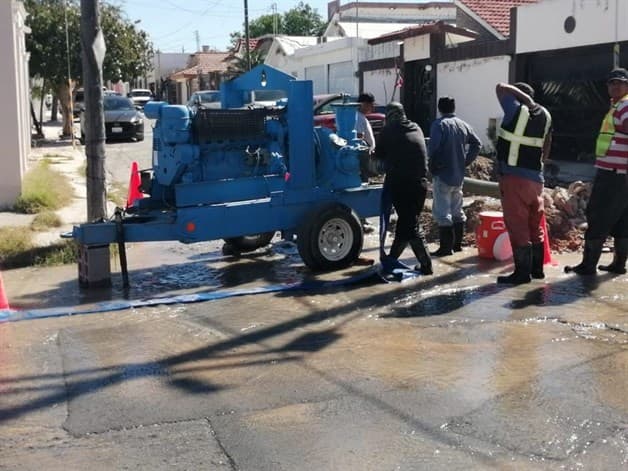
xmin=0 ymin=0 xmax=30 ymax=208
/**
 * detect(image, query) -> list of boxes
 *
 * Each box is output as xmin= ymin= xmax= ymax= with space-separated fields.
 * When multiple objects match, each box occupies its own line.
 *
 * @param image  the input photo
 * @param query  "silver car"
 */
xmin=187 ymin=90 xmax=222 ymax=111
xmin=79 ymin=95 xmax=144 ymax=144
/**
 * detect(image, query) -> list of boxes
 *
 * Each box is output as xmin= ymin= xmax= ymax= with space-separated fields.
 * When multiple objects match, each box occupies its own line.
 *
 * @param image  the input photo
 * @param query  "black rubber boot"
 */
xmin=388 ymin=238 xmax=407 ymax=260
xmin=599 ymin=238 xmax=628 ymax=274
xmin=497 ymin=244 xmax=532 ymax=285
xmin=430 ymin=226 xmax=454 ymax=257
xmin=531 ymin=243 xmax=545 ymax=279
xmin=564 ymin=239 xmax=604 ymax=275
xmin=453 ymin=222 xmax=464 ymax=252
xmin=410 ymin=237 xmax=433 ymax=275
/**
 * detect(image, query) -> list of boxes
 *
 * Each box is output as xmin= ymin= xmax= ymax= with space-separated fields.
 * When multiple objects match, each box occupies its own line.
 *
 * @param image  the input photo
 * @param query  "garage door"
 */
xmin=328 ymin=61 xmax=355 ymax=95
xmin=305 ymin=65 xmax=326 ymax=95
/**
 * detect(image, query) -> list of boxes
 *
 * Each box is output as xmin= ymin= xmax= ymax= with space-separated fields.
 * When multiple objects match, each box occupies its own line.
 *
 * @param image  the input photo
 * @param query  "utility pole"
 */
xmin=80 ymin=0 xmax=107 ymax=222
xmin=272 ymin=3 xmax=278 ymax=36
xmin=244 ymin=0 xmax=251 ymax=71
xmin=194 ymin=30 xmax=200 ymax=53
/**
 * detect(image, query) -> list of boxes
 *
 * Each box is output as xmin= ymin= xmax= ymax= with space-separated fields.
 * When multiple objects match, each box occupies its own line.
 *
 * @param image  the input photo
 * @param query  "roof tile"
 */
xmin=458 ymin=0 xmax=539 ymax=36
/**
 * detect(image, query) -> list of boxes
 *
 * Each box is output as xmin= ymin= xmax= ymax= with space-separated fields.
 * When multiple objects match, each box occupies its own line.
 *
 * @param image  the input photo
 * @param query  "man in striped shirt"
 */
xmin=565 ymin=67 xmax=628 ymax=275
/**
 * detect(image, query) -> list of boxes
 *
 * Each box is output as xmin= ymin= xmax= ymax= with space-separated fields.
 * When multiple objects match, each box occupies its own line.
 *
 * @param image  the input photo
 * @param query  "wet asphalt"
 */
xmin=0 ymin=236 xmax=626 ymax=470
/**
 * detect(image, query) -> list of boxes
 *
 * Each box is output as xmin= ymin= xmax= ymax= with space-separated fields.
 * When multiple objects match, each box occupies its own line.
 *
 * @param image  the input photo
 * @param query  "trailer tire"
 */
xmin=297 ymin=203 xmax=363 ymax=271
xmin=224 ymin=232 xmax=275 ymax=253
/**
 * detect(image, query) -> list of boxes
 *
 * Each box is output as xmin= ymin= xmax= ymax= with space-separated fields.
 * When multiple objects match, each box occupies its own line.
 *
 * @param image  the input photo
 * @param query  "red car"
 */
xmin=313 ymin=93 xmax=385 ymax=135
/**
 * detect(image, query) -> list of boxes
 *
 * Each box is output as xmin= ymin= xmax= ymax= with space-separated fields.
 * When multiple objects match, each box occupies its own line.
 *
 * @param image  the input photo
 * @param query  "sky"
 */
xmin=112 ymin=0 xmax=433 ymax=53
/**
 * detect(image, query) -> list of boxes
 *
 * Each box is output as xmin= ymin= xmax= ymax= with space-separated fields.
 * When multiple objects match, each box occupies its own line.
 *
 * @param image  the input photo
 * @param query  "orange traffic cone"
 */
xmin=540 ymin=213 xmax=555 ymax=265
xmin=0 ymin=271 xmax=9 ymax=310
xmin=126 ymin=161 xmax=144 ymax=208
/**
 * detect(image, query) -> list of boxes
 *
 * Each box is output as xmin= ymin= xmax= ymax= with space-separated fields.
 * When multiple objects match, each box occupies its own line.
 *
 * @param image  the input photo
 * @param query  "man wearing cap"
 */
xmin=356 ymin=92 xmax=376 ymax=155
xmin=428 ymin=96 xmax=481 ymax=256
xmin=375 ymin=102 xmax=432 ymax=275
xmin=356 ymin=92 xmax=377 ymax=234
xmin=495 ymin=82 xmax=553 ymax=284
xmin=565 ymin=67 xmax=628 ymax=275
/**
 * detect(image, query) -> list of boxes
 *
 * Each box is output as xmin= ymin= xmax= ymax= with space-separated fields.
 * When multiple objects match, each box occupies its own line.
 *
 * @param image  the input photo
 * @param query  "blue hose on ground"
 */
xmin=0 ymin=266 xmax=382 ymax=323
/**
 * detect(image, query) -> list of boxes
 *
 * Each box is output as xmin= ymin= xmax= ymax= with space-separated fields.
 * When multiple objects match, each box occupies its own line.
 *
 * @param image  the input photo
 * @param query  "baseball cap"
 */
xmin=607 ymin=68 xmax=628 ymax=83
xmin=357 ymin=92 xmax=375 ymax=103
xmin=514 ymin=82 xmax=535 ymax=99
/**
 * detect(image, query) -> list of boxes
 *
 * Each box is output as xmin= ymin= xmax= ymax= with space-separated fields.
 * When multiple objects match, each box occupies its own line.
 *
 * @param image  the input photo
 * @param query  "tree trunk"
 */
xmin=30 ymin=101 xmax=43 ymax=138
xmin=50 ymin=95 xmax=59 ymax=122
xmin=81 ymin=0 xmax=107 ymax=222
xmin=56 ymin=82 xmax=74 ymax=137
xmin=38 ymin=77 xmax=45 ymax=126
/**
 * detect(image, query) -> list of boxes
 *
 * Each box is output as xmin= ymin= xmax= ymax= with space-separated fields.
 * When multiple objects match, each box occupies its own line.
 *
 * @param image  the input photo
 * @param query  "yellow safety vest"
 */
xmin=596 ymin=94 xmax=628 ymax=157
xmin=497 ymin=105 xmax=552 ymax=166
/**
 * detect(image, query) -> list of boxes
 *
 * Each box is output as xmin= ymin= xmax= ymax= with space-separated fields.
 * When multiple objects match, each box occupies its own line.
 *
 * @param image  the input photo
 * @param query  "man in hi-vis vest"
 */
xmin=495 ymin=82 xmax=552 ymax=284
xmin=566 ymin=68 xmax=628 ymax=276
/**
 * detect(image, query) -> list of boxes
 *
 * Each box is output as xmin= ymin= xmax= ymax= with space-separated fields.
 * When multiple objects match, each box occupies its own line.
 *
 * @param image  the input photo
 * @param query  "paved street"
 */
xmin=1 ymin=238 xmax=626 ymax=470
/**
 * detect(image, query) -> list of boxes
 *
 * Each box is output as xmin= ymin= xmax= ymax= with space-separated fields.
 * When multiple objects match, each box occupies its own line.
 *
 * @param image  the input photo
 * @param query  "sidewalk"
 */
xmin=0 ymin=121 xmax=89 ymax=246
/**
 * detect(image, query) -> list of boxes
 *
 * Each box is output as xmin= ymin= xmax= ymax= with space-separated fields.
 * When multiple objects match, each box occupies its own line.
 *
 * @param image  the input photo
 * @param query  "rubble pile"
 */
xmin=466 ymin=155 xmax=498 ymax=181
xmin=543 ymin=181 xmax=591 ymax=252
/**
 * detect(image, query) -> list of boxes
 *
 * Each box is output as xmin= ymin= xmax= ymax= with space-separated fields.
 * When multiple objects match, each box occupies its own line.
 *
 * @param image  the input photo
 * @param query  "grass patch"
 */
xmin=108 ymin=181 xmax=128 ymax=208
xmin=0 ymin=227 xmax=34 ymax=267
xmin=31 ymin=211 xmax=63 ymax=231
xmin=14 ymin=160 xmax=74 ymax=214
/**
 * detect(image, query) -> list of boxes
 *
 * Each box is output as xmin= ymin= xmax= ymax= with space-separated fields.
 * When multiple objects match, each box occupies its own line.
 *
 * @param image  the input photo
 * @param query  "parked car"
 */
xmin=72 ymin=87 xmax=110 ymax=117
xmin=72 ymin=88 xmax=85 ymax=118
xmin=127 ymin=88 xmax=154 ymax=108
xmin=79 ymin=95 xmax=144 ymax=144
xmin=313 ymin=93 xmax=385 ymax=135
xmin=187 ymin=90 xmax=221 ymax=111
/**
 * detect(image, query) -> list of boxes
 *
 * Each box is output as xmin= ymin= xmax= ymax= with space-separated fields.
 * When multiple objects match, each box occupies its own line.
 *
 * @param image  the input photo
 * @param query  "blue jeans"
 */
xmin=431 ymin=176 xmax=465 ymax=226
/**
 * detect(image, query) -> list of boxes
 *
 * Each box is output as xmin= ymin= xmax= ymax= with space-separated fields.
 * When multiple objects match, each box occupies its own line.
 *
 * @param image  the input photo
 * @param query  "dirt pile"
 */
xmin=465 ymin=155 xmax=498 ymax=181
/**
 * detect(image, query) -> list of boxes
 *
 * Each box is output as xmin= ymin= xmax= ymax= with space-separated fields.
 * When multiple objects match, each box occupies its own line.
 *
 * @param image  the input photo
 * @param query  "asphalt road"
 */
xmin=1 ymin=244 xmax=627 ymax=471
xmin=103 ymin=119 xmax=154 ymax=186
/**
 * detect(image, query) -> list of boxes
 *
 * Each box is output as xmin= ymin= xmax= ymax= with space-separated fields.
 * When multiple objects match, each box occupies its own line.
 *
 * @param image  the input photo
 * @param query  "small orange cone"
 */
xmin=0 ymin=271 xmax=9 ymax=310
xmin=541 ymin=213 xmax=555 ymax=265
xmin=126 ymin=161 xmax=144 ymax=208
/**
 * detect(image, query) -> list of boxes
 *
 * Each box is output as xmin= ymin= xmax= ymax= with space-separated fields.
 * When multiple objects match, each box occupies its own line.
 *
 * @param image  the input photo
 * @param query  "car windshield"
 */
xmin=104 ymin=96 xmax=135 ymax=111
xmin=198 ymin=91 xmax=220 ymax=103
xmin=316 ymin=96 xmax=354 ymax=115
xmin=131 ymin=90 xmax=152 ymax=97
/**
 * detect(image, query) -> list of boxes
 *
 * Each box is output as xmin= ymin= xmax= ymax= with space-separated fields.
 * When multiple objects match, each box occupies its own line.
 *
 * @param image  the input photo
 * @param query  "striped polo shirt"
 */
xmin=596 ymin=96 xmax=628 ymax=173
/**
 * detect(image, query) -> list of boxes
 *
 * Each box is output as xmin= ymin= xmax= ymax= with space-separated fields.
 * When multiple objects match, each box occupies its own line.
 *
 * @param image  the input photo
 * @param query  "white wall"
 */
xmin=437 ymin=56 xmax=511 ymax=149
xmin=517 ymin=0 xmax=628 ymax=53
xmin=404 ymin=35 xmax=431 ymax=62
xmin=363 ymin=68 xmax=400 ymax=104
xmin=294 ymin=37 xmax=367 ymax=95
xmin=0 ymin=0 xmax=30 ymax=208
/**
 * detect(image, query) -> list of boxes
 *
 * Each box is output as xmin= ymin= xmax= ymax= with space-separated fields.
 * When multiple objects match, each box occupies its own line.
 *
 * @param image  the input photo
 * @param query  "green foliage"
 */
xmin=226 ymin=48 xmax=267 ymax=77
xmin=24 ymin=0 xmax=153 ymax=85
xmin=14 ymin=161 xmax=74 ymax=214
xmin=0 ymin=227 xmax=34 ymax=268
xmin=233 ymin=1 xmax=325 ymax=40
xmin=283 ymin=2 xmax=326 ymax=36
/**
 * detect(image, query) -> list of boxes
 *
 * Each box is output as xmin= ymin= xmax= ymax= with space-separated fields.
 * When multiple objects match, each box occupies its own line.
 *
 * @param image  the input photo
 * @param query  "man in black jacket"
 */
xmin=375 ymin=102 xmax=432 ymax=275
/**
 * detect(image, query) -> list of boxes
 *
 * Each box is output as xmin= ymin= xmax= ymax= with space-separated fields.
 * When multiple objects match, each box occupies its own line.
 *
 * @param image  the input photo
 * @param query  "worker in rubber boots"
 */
xmin=428 ymin=96 xmax=481 ymax=256
xmin=375 ymin=102 xmax=432 ymax=275
xmin=565 ymin=68 xmax=628 ymax=276
xmin=495 ymin=82 xmax=552 ymax=284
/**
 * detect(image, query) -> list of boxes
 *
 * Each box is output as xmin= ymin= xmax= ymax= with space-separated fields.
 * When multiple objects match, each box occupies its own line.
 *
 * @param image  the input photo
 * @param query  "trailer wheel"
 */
xmin=224 ymin=232 xmax=275 ymax=253
xmin=297 ymin=204 xmax=363 ymax=271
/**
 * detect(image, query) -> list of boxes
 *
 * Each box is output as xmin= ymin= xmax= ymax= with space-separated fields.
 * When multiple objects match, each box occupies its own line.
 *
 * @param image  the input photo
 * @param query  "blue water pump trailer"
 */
xmin=68 ymin=65 xmax=383 ymax=285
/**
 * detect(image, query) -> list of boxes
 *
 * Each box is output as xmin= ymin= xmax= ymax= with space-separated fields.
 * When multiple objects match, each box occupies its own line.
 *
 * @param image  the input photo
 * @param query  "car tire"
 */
xmin=223 ymin=232 xmax=275 ymax=253
xmin=79 ymin=132 xmax=85 ymax=145
xmin=297 ymin=203 xmax=363 ymax=271
xmin=136 ymin=134 xmax=144 ymax=142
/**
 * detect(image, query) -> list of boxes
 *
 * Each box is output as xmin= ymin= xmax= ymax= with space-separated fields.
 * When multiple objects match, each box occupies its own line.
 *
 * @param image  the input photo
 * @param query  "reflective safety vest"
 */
xmin=497 ymin=105 xmax=552 ymax=171
xmin=595 ymin=94 xmax=628 ymax=157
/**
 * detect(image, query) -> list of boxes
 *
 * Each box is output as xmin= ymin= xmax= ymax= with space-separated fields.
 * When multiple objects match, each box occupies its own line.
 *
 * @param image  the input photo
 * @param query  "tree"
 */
xmin=231 ymin=1 xmax=325 ymax=43
xmin=225 ymin=47 xmax=267 ymax=78
xmin=283 ymin=2 xmax=326 ymax=36
xmin=24 ymin=0 xmax=153 ymax=137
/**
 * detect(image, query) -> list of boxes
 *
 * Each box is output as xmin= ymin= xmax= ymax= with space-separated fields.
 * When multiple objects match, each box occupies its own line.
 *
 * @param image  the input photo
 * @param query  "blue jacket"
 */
xmin=428 ymin=113 xmax=481 ymax=186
